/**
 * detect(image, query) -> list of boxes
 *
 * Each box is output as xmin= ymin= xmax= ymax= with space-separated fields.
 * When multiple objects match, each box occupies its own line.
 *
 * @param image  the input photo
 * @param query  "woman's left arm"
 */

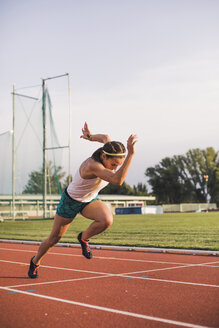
xmin=80 ymin=122 xmax=110 ymax=144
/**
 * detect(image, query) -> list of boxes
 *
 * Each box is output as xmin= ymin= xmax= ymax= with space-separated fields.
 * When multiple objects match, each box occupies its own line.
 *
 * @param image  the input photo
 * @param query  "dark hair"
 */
xmin=91 ymin=141 xmax=126 ymax=163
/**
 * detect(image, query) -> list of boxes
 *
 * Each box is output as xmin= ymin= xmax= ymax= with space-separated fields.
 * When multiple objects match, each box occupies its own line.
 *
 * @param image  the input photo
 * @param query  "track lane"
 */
xmin=0 ymin=242 xmax=218 ymax=328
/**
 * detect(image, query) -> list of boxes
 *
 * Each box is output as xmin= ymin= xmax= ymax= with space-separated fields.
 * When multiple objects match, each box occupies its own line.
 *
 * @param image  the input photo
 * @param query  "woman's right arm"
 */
xmin=80 ymin=122 xmax=110 ymax=144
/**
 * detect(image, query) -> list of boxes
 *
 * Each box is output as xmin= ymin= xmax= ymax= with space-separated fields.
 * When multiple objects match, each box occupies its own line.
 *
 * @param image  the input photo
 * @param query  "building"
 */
xmin=0 ymin=194 xmax=156 ymax=218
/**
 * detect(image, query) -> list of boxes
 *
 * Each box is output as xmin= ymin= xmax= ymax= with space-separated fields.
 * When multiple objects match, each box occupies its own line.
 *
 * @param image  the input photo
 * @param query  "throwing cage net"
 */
xmin=0 ymin=74 xmax=71 ymax=219
xmin=0 ymin=131 xmax=12 ymax=194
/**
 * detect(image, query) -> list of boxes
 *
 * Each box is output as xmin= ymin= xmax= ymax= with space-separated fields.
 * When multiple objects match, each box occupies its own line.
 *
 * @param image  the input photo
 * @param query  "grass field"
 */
xmin=0 ymin=212 xmax=218 ymax=250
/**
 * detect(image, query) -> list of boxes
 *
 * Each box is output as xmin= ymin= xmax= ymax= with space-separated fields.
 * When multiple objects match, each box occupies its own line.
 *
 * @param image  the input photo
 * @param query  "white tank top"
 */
xmin=67 ymin=168 xmax=109 ymax=202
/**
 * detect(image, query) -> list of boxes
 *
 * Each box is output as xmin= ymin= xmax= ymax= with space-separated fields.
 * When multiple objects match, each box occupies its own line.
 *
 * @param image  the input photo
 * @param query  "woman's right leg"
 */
xmin=33 ymin=214 xmax=73 ymax=265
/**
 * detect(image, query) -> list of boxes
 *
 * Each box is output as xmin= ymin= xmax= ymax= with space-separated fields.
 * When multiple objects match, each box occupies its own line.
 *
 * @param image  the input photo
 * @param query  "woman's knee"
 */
xmin=102 ymin=214 xmax=113 ymax=228
xmin=47 ymin=234 xmax=62 ymax=247
xmin=47 ymin=215 xmax=72 ymax=247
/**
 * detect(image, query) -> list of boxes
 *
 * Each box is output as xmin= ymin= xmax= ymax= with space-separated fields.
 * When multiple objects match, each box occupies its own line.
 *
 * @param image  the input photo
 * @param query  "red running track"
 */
xmin=0 ymin=241 xmax=219 ymax=328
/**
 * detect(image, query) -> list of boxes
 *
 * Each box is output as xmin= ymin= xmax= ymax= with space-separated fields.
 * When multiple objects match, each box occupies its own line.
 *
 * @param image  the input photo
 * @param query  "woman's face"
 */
xmin=102 ymin=155 xmax=125 ymax=171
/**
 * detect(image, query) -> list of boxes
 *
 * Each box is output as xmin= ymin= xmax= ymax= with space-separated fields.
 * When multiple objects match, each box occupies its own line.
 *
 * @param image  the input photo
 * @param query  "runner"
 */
xmin=28 ymin=122 xmax=137 ymax=278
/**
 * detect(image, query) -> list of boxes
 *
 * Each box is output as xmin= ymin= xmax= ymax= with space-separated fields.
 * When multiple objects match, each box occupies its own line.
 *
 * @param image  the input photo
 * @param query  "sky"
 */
xmin=0 ymin=0 xmax=219 ymax=189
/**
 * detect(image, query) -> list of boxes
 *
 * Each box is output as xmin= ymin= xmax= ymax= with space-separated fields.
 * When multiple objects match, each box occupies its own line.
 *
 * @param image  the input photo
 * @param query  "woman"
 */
xmin=28 ymin=122 xmax=137 ymax=278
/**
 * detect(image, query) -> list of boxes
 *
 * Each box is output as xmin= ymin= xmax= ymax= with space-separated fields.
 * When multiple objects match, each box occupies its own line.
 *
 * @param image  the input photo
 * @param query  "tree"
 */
xmin=145 ymin=147 xmax=219 ymax=205
xmin=177 ymin=147 xmax=219 ymax=204
xmin=133 ymin=183 xmax=148 ymax=195
xmin=99 ymin=181 xmax=148 ymax=196
xmin=99 ymin=181 xmax=134 ymax=195
xmin=23 ymin=161 xmax=66 ymax=194
xmin=24 ymin=162 xmax=148 ymax=196
xmin=146 ymin=157 xmax=187 ymax=204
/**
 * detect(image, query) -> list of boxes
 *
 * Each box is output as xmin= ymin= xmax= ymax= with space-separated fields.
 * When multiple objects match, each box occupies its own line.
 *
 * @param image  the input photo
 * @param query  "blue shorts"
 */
xmin=56 ymin=189 xmax=100 ymax=219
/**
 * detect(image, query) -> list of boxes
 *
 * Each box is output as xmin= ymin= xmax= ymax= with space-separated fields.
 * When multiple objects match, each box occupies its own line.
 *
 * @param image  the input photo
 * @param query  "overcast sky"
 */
xmin=1 ymin=0 xmax=219 ymax=188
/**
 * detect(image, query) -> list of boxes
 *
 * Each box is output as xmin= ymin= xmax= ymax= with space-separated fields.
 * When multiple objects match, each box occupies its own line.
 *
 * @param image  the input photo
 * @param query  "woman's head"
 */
xmin=103 ymin=141 xmax=126 ymax=157
xmin=92 ymin=141 xmax=126 ymax=170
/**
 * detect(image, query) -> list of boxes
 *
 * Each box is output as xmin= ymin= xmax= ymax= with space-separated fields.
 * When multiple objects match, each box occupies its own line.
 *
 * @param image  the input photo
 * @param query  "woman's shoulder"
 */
xmin=81 ymin=157 xmax=101 ymax=167
xmin=80 ymin=158 xmax=103 ymax=178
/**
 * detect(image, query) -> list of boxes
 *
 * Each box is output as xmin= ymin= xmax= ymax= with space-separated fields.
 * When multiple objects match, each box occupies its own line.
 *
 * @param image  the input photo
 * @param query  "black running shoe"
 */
xmin=77 ymin=232 xmax=92 ymax=259
xmin=28 ymin=256 xmax=39 ymax=279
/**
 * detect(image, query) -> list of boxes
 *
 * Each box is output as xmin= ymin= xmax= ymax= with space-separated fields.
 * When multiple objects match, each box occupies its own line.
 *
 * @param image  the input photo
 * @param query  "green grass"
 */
xmin=0 ymin=212 xmax=218 ymax=250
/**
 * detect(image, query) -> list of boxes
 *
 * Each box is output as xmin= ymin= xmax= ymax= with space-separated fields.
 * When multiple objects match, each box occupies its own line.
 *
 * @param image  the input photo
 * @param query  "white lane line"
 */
xmin=119 ymin=275 xmax=219 ymax=288
xmin=8 ymin=274 xmax=219 ymax=290
xmin=2 ymin=259 xmax=219 ymax=277
xmin=8 ymin=274 xmax=111 ymax=288
xmin=0 ymin=286 xmax=213 ymax=328
xmin=9 ymin=274 xmax=219 ymax=290
xmin=121 ymin=260 xmax=219 ymax=275
xmin=1 ymin=259 xmax=219 ymax=289
xmin=0 ymin=247 xmax=197 ymax=266
xmin=89 ymin=255 xmax=195 ymax=266
xmin=0 ymin=259 xmax=111 ymax=275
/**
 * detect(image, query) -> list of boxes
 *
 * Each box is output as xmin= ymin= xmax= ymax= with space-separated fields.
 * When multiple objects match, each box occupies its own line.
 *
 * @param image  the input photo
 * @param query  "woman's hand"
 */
xmin=80 ymin=122 xmax=92 ymax=140
xmin=127 ymin=134 xmax=138 ymax=155
xmin=80 ymin=122 xmax=110 ymax=144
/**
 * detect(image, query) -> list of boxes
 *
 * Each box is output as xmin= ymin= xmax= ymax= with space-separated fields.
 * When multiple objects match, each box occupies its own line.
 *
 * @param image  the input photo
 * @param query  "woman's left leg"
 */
xmin=33 ymin=214 xmax=73 ymax=265
xmin=28 ymin=214 xmax=73 ymax=278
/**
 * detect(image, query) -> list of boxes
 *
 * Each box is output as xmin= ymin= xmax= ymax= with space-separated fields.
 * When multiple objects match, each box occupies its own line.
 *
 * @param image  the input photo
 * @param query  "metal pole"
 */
xmin=44 ymin=73 xmax=68 ymax=81
xmin=12 ymin=85 xmax=16 ymax=220
xmin=41 ymin=72 xmax=70 ymax=209
xmin=203 ymin=175 xmax=209 ymax=212
xmin=67 ymin=73 xmax=72 ymax=184
xmin=42 ymin=80 xmax=47 ymax=218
